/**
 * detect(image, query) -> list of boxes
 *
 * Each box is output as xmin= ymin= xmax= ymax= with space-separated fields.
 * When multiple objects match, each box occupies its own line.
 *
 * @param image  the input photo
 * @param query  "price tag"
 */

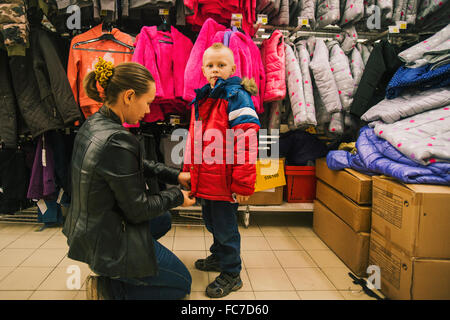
xmin=57 ymin=188 xmax=64 ymax=204
xmin=397 ymin=21 xmax=407 ymax=29
xmin=257 ymin=14 xmax=268 ymax=25
xmin=305 ymin=126 xmax=317 ymax=134
xmin=261 ymin=34 xmax=270 ymax=39
xmin=231 ymin=20 xmax=241 ymax=28
xmin=37 ymin=199 xmax=48 ymax=214
xmin=170 ymin=115 xmax=181 ymax=125
xmin=159 ymin=8 xmax=169 ymax=15
xmin=389 ymin=25 xmax=400 ymax=33
xmin=231 ymin=13 xmax=243 ymax=20
xmin=298 ymin=17 xmax=309 ymax=27
xmin=231 ymin=13 xmax=243 ymax=28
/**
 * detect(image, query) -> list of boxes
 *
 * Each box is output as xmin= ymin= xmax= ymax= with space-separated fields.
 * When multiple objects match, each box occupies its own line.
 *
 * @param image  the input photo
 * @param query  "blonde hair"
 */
xmin=83 ymin=58 xmax=155 ymax=105
xmin=203 ymin=42 xmax=235 ymax=64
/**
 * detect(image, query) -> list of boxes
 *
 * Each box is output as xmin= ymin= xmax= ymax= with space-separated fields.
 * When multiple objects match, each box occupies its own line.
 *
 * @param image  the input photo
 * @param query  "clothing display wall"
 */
xmin=0 ymin=3 xmax=448 ymax=228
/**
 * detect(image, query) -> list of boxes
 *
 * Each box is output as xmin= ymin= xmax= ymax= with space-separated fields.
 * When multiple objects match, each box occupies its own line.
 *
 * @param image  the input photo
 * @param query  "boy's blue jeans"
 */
xmin=201 ymin=199 xmax=241 ymax=274
xmin=108 ymin=212 xmax=192 ymax=300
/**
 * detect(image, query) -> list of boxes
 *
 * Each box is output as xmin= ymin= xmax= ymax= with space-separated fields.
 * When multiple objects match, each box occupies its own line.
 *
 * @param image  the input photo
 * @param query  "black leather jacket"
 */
xmin=62 ymin=106 xmax=184 ymax=279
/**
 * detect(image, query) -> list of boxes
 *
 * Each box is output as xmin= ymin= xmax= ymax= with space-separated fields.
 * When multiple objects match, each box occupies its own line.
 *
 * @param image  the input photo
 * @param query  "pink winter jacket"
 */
xmin=183 ymin=18 xmax=265 ymax=113
xmin=228 ymin=31 xmax=265 ymax=113
xmin=260 ymin=29 xmax=286 ymax=102
xmin=183 ymin=18 xmax=227 ymax=103
xmin=133 ymin=25 xmax=193 ymax=122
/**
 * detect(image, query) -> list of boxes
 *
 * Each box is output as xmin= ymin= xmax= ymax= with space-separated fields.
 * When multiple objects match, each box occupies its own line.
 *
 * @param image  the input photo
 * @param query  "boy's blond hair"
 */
xmin=203 ymin=42 xmax=235 ymax=64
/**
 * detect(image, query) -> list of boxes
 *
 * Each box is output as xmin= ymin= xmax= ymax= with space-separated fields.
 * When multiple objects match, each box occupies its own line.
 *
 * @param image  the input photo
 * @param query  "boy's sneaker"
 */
xmin=195 ymin=254 xmax=221 ymax=272
xmin=206 ymin=272 xmax=242 ymax=298
xmin=86 ymin=275 xmax=113 ymax=300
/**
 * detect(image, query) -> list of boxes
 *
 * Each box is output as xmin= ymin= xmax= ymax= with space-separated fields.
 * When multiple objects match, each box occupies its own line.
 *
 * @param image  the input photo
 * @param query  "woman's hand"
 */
xmin=178 ymin=172 xmax=191 ymax=190
xmin=180 ymin=190 xmax=196 ymax=207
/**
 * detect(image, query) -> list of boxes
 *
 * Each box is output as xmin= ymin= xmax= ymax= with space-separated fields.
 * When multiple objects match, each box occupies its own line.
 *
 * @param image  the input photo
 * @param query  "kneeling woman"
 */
xmin=63 ymin=58 xmax=196 ymax=299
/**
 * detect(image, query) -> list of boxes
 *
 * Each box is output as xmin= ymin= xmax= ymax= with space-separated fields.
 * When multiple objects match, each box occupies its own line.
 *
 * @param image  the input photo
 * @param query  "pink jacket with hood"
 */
xmin=183 ymin=18 xmax=265 ymax=113
xmin=132 ymin=25 xmax=193 ymax=122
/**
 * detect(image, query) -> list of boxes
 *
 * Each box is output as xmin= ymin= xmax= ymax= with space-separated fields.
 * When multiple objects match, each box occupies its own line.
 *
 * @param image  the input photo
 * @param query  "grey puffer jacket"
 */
xmin=296 ymin=41 xmax=316 ymax=125
xmin=316 ymin=0 xmax=340 ymax=28
xmin=272 ymin=0 xmax=290 ymax=25
xmin=310 ymin=38 xmax=342 ymax=113
xmin=329 ymin=111 xmax=344 ymax=133
xmin=350 ymin=47 xmax=365 ymax=95
xmin=328 ymin=40 xmax=354 ymax=112
xmin=340 ymin=0 xmax=364 ymax=26
xmin=392 ymin=0 xmax=408 ymax=22
xmin=371 ymin=105 xmax=450 ymax=165
xmin=357 ymin=43 xmax=373 ymax=65
xmin=337 ymin=25 xmax=358 ymax=54
xmin=361 ymin=87 xmax=450 ymax=123
xmin=398 ymin=24 xmax=450 ymax=66
xmin=285 ymin=43 xmax=307 ymax=127
xmin=314 ymin=86 xmax=332 ymax=129
xmin=416 ymin=0 xmax=449 ymax=22
xmin=405 ymin=0 xmax=419 ymax=25
xmin=377 ymin=0 xmax=394 ymax=23
xmin=257 ymin=0 xmax=281 ymax=17
xmin=299 ymin=0 xmax=316 ymax=28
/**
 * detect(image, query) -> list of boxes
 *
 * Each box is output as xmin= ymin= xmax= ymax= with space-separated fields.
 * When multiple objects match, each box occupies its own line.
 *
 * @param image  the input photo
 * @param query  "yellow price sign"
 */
xmin=159 ymin=9 xmax=169 ymax=15
xmin=389 ymin=26 xmax=399 ymax=33
xmin=257 ymin=14 xmax=268 ymax=25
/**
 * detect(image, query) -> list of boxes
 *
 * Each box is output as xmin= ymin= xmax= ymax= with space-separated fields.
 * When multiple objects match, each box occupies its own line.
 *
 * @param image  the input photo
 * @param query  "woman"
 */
xmin=62 ymin=58 xmax=196 ymax=300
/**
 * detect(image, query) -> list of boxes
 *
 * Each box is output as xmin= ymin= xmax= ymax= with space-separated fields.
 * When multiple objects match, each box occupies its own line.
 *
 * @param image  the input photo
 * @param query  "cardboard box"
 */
xmin=240 ymin=186 xmax=284 ymax=205
xmin=369 ymin=230 xmax=450 ymax=300
xmin=371 ymin=176 xmax=450 ymax=259
xmin=316 ymin=179 xmax=372 ymax=233
xmin=313 ymin=200 xmax=370 ymax=276
xmin=315 ymin=158 xmax=372 ymax=204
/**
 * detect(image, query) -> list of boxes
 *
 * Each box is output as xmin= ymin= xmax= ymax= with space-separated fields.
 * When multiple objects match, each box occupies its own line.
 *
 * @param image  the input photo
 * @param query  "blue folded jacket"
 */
xmin=386 ymin=63 xmax=450 ymax=99
xmin=327 ymin=126 xmax=450 ymax=185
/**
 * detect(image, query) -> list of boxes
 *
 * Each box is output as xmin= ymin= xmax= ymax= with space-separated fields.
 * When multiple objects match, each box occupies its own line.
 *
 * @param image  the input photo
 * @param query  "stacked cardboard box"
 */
xmin=369 ymin=176 xmax=450 ymax=300
xmin=241 ymin=158 xmax=285 ymax=205
xmin=313 ymin=158 xmax=373 ymax=277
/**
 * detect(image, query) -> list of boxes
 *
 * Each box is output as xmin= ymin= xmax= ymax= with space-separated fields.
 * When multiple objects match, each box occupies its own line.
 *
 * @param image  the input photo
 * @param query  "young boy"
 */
xmin=182 ymin=43 xmax=260 ymax=298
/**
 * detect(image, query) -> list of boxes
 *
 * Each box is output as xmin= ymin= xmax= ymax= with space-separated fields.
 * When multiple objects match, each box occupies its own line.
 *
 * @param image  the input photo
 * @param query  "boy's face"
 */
xmin=202 ymin=47 xmax=236 ymax=88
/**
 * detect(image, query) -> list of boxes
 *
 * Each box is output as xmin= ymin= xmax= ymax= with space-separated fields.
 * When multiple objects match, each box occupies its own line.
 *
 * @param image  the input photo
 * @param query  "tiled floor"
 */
xmin=0 ymin=212 xmax=381 ymax=300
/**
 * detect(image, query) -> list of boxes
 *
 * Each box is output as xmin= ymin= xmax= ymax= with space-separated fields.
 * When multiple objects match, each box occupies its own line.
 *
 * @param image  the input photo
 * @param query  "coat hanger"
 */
xmin=72 ymin=22 xmax=134 ymax=53
xmin=157 ymin=14 xmax=173 ymax=44
xmin=157 ymin=14 xmax=171 ymax=32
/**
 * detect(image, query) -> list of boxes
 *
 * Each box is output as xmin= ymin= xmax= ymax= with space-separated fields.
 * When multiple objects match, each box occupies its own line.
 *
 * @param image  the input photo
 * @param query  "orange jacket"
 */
xmin=67 ymin=24 xmax=134 ymax=119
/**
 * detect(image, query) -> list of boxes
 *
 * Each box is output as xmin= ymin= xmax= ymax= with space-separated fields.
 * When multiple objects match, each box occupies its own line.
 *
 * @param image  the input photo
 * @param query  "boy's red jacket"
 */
xmin=183 ymin=77 xmax=261 ymax=202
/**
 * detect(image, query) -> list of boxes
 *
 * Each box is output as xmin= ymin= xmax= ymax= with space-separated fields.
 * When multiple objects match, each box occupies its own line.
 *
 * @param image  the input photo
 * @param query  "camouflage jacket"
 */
xmin=0 ymin=0 xmax=59 ymax=56
xmin=0 ymin=0 xmax=29 ymax=56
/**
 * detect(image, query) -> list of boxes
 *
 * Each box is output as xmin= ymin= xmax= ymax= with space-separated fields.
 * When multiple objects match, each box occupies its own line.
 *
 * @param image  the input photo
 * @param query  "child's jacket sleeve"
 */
xmin=227 ymin=89 xmax=261 ymax=196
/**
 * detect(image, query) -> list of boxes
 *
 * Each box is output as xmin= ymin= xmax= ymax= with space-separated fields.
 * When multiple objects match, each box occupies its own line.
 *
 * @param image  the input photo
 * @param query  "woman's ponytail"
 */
xmin=83 ymin=70 xmax=103 ymax=103
xmin=82 ymin=57 xmax=154 ymax=106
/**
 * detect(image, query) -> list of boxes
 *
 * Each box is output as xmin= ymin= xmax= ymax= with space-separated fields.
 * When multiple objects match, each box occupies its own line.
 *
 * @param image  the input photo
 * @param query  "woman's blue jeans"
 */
xmin=108 ymin=212 xmax=192 ymax=300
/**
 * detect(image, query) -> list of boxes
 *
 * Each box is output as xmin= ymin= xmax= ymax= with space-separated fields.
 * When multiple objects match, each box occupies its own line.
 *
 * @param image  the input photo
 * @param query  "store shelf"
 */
xmin=172 ymin=201 xmax=314 ymax=228
xmin=173 ymin=201 xmax=313 ymax=212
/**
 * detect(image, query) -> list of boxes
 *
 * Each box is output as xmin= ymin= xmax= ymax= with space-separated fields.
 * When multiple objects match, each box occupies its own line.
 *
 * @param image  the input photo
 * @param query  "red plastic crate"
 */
xmin=284 ymin=166 xmax=316 ymax=203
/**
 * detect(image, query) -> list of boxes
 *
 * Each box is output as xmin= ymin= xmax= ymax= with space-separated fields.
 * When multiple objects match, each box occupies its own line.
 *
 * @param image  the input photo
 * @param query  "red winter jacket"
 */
xmin=260 ymin=29 xmax=286 ymax=102
xmin=183 ymin=77 xmax=260 ymax=202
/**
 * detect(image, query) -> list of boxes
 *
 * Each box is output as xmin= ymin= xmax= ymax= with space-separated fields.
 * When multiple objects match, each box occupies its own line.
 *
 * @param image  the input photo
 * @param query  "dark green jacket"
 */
xmin=62 ymin=106 xmax=184 ymax=279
